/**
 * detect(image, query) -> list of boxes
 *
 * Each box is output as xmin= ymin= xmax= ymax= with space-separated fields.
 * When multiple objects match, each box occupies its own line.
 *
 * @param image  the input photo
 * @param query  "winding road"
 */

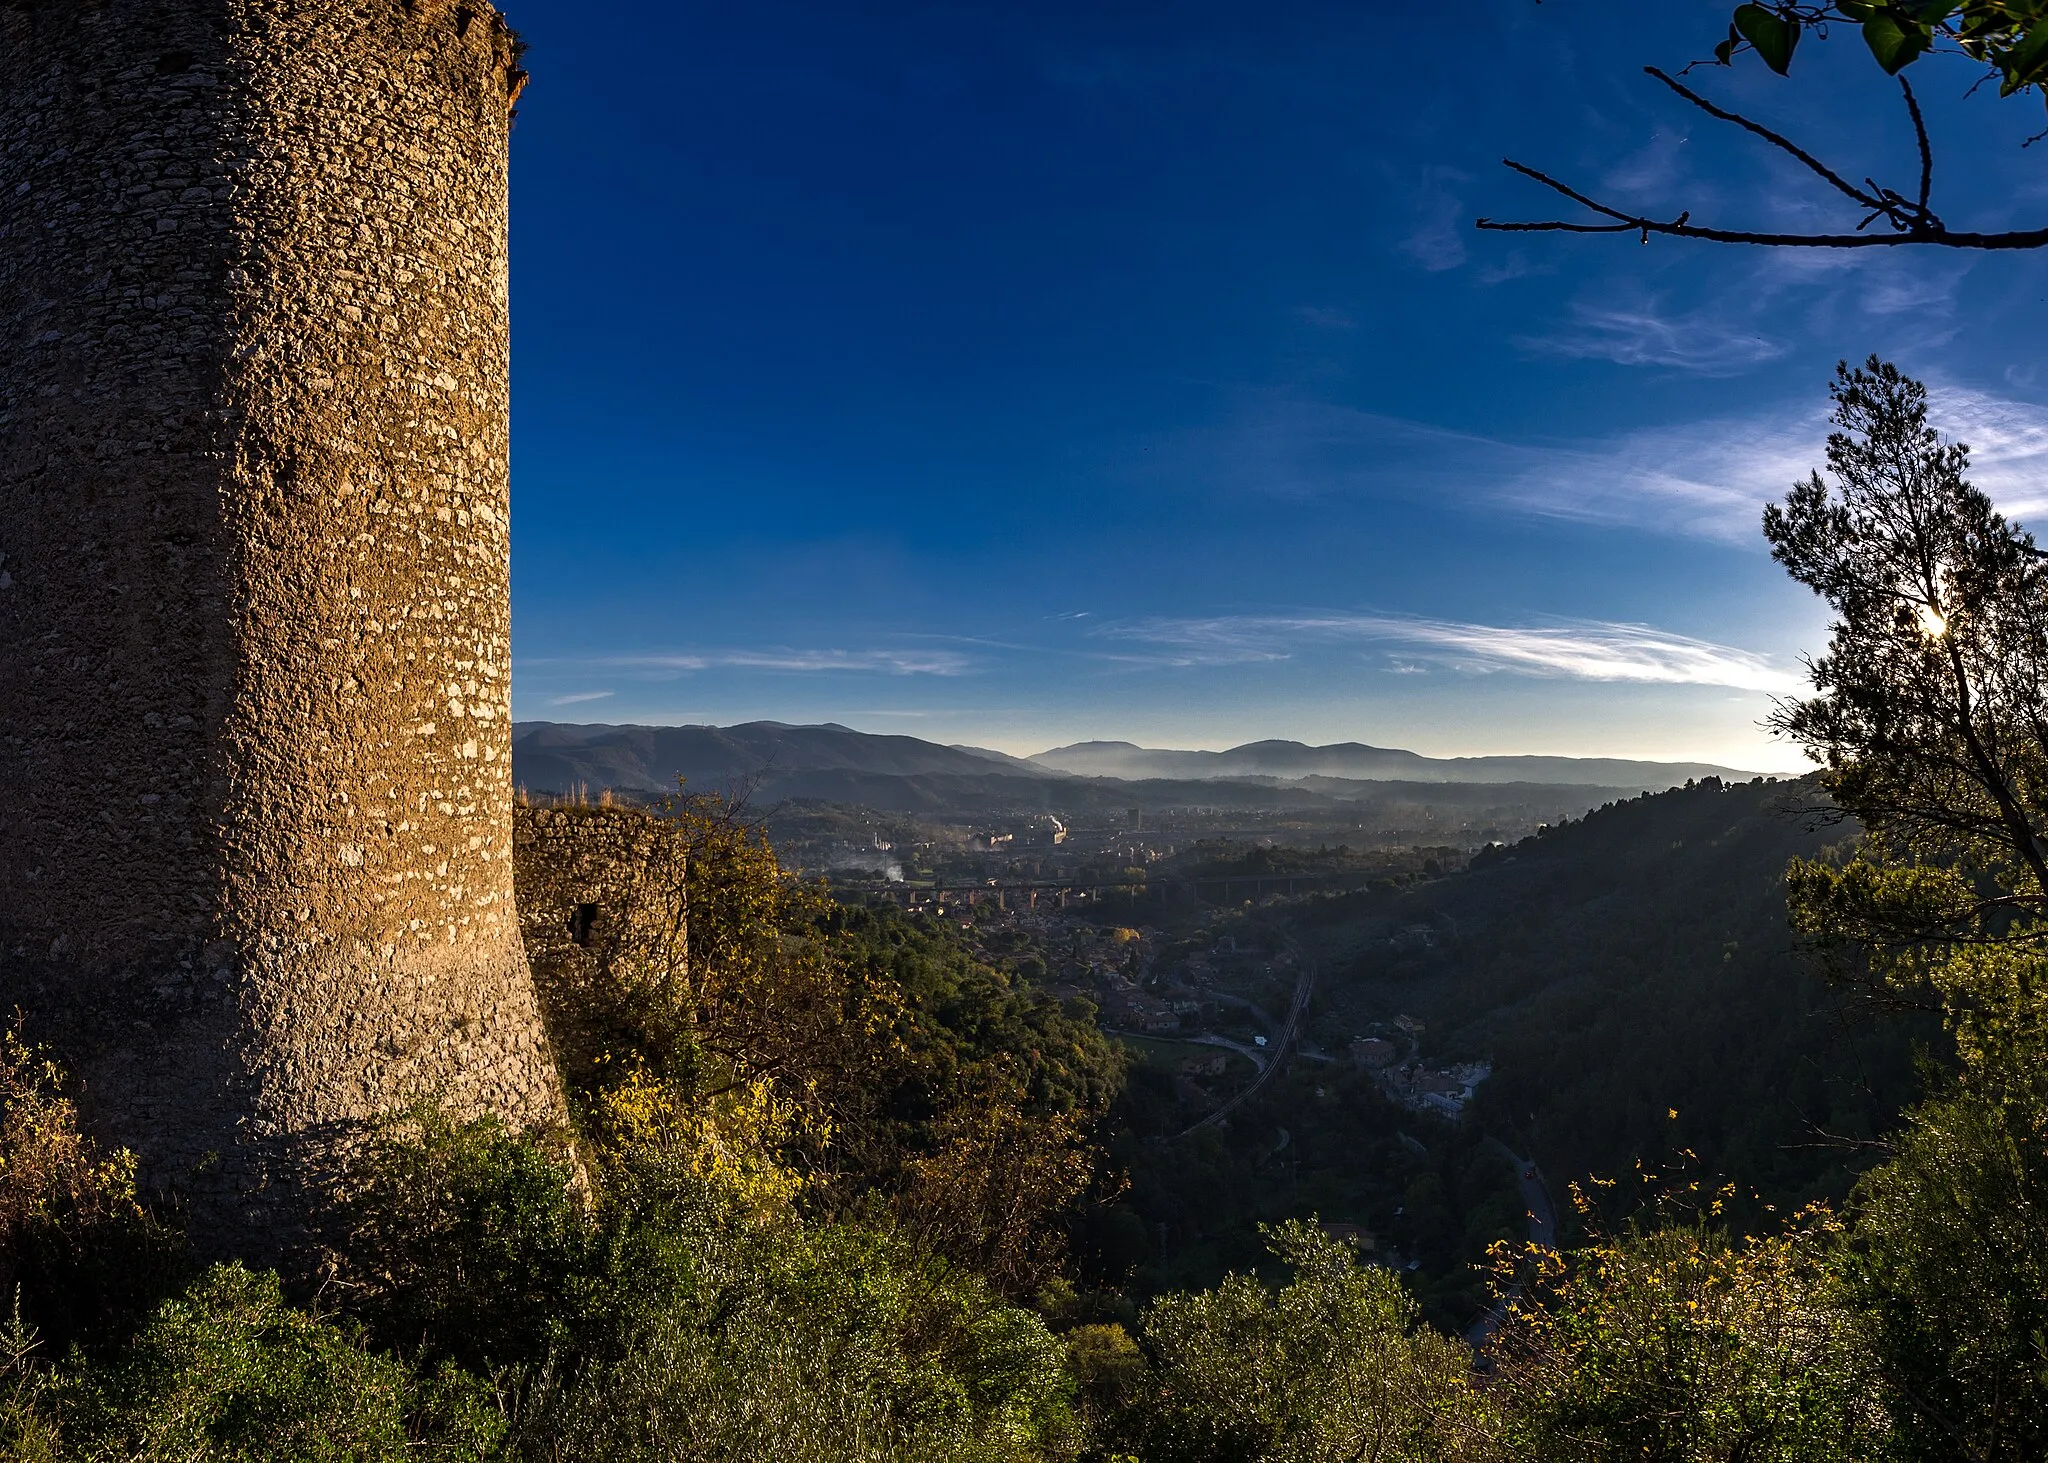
xmin=1175 ymin=940 xmax=1315 ymax=1138
xmin=1142 ymin=918 xmax=1556 ymax=1348
xmin=1465 ymin=1142 xmax=1558 ymax=1346
xmin=1151 ymin=925 xmax=1557 ymax=1353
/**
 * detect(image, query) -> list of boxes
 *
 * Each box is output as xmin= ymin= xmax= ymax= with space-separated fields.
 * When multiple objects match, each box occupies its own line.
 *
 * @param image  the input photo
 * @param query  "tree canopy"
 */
xmin=1766 ymin=359 xmax=2048 ymax=949
xmin=1762 ymin=360 xmax=2048 ymax=1457
xmin=1716 ymin=4 xmax=2048 ymax=95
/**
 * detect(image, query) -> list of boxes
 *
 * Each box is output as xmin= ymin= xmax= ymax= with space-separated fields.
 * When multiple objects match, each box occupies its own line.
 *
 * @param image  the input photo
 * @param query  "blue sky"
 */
xmin=502 ymin=0 xmax=2048 ymax=770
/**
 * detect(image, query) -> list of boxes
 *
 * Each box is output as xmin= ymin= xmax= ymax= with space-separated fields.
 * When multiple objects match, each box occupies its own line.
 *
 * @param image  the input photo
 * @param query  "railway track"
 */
xmin=1175 ymin=937 xmax=1315 ymax=1138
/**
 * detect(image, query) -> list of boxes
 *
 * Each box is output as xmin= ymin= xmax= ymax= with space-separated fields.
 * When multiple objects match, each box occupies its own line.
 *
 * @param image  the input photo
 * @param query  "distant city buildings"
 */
xmin=1108 ymin=990 xmax=1181 ymax=1033
xmin=1348 ymin=1021 xmax=1488 ymax=1116
xmin=1374 ymin=1058 xmax=1493 ymax=1117
xmin=1320 ymin=1222 xmax=1378 ymax=1252
xmin=1350 ymin=1036 xmax=1399 ymax=1068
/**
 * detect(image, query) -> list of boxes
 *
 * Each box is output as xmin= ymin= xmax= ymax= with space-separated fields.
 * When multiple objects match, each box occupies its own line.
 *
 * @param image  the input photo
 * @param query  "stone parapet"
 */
xmin=513 ymin=804 xmax=690 ymax=1081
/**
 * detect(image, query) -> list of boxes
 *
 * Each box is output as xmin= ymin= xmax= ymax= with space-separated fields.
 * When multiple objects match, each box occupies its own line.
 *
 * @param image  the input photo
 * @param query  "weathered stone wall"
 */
xmin=514 ymin=805 xmax=689 ymax=1081
xmin=0 ymin=0 xmax=563 ymax=1248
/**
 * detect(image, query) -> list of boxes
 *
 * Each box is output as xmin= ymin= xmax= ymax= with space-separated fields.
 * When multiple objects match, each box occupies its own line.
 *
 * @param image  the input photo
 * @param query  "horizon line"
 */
xmin=508 ymin=713 xmax=1809 ymax=775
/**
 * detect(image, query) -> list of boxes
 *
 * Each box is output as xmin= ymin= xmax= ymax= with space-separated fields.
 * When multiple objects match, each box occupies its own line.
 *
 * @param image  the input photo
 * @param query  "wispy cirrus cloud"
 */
xmin=1118 ymin=393 xmax=1794 ymax=540
xmin=1516 ymin=298 xmax=1788 ymax=375
xmin=1117 ymin=392 xmax=1781 ymax=540
xmin=547 ymin=690 xmax=616 ymax=706
xmin=551 ymin=647 xmax=975 ymax=677
xmin=1106 ymin=613 xmax=1803 ymax=693
xmin=1504 ymin=382 xmax=2048 ymax=545
xmin=1293 ymin=304 xmax=1356 ymax=330
xmin=1600 ymin=127 xmax=1692 ymax=201
xmin=1931 ymin=386 xmax=2048 ymax=521
xmin=1499 ymin=416 xmax=1813 ymax=545
xmin=1516 ymin=242 xmax=1969 ymax=378
xmin=1400 ymin=168 xmax=1471 ymax=273
xmin=1476 ymin=253 xmax=1556 ymax=286
xmin=1117 ymin=376 xmax=2048 ymax=549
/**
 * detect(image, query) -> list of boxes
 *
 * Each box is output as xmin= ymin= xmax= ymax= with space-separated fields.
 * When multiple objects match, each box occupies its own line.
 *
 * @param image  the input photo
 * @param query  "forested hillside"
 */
xmin=1301 ymin=776 xmax=1929 ymax=1228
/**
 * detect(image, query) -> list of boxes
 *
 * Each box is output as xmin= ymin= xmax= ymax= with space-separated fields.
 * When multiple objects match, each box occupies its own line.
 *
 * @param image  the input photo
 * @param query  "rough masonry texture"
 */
xmin=513 ymin=804 xmax=690 ymax=1079
xmin=0 ymin=0 xmax=566 ymax=1246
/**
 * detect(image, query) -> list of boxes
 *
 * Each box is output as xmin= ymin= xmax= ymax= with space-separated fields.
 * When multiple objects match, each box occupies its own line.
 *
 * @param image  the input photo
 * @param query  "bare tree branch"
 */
xmin=1493 ymin=159 xmax=1657 ymax=231
xmin=1478 ymin=64 xmax=2048 ymax=250
xmin=1477 ymin=182 xmax=2048 ymax=249
xmin=1903 ymin=76 xmax=1936 ymax=224
xmin=1644 ymin=66 xmax=1886 ymax=213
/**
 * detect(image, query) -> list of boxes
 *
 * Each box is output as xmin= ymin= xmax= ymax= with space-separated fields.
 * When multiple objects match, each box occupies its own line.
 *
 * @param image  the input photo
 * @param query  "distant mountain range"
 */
xmin=511 ymin=721 xmax=1759 ymax=809
xmin=513 ymin=720 xmax=1032 ymax=791
xmin=1029 ymin=739 xmax=1756 ymax=789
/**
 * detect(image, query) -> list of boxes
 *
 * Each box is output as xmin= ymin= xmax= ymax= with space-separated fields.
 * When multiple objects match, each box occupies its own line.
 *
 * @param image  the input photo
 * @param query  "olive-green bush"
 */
xmin=41 ymin=1264 xmax=502 ymax=1462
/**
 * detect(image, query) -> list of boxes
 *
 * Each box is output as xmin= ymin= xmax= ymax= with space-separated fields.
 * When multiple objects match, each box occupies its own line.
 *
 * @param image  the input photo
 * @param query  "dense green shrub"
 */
xmin=328 ymin=1110 xmax=1078 ymax=1463
xmin=48 ymin=1264 xmax=503 ymax=1462
xmin=524 ymin=1216 xmax=1076 ymax=1462
xmin=1831 ymin=945 xmax=2048 ymax=1461
xmin=1103 ymin=1221 xmax=1475 ymax=1463
xmin=1486 ymin=1211 xmax=1888 ymax=1462
xmin=1845 ymin=1085 xmax=2048 ymax=1463
xmin=334 ymin=1110 xmax=599 ymax=1375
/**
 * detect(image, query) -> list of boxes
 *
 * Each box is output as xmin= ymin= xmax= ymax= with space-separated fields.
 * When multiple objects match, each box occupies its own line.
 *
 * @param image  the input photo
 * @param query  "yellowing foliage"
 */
xmin=589 ymin=1068 xmax=817 ymax=1218
xmin=1485 ymin=1204 xmax=1887 ymax=1459
xmin=532 ymin=791 xmax=1120 ymax=1295
xmin=0 ymin=1034 xmax=141 ymax=1262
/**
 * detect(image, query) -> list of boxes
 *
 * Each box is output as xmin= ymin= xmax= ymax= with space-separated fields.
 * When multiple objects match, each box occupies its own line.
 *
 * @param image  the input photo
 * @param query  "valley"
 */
xmin=513 ymin=724 xmax=1923 ymax=1336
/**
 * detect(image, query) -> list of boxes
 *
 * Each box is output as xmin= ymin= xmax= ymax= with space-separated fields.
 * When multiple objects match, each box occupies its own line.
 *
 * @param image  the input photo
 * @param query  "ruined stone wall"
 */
xmin=514 ymin=805 xmax=689 ymax=1082
xmin=0 ymin=0 xmax=563 ymax=1247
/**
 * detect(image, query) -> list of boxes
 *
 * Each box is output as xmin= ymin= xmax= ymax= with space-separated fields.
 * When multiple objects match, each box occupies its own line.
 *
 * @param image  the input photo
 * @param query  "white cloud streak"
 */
xmin=1401 ymin=170 xmax=1470 ymax=273
xmin=1499 ymin=415 xmax=1815 ymax=545
xmin=547 ymin=690 xmax=616 ymax=706
xmin=1516 ymin=299 xmax=1787 ymax=375
xmin=1933 ymin=385 xmax=2048 ymax=521
xmin=1125 ymin=377 xmax=2048 ymax=550
xmin=1293 ymin=304 xmax=1356 ymax=330
xmin=1600 ymin=128 xmax=1691 ymax=201
xmin=1504 ymin=382 xmax=2048 ymax=545
xmin=1517 ymin=246 xmax=1969 ymax=378
xmin=552 ymin=648 xmax=975 ymax=677
xmin=1109 ymin=613 xmax=1803 ymax=693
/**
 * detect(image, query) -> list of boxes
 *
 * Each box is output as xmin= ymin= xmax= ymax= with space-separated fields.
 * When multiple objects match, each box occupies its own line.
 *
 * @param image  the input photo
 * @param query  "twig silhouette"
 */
xmin=1478 ymin=68 xmax=2047 ymax=250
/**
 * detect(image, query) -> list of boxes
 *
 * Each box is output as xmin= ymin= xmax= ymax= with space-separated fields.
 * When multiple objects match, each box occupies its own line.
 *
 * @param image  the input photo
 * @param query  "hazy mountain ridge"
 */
xmin=511 ymin=720 xmax=1059 ymax=797
xmin=1032 ymin=738 xmax=1757 ymax=790
xmin=511 ymin=720 xmax=1756 ymax=807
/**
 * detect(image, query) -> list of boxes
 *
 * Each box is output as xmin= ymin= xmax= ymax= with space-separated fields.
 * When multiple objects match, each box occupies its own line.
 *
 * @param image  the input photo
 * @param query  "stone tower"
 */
xmin=0 ymin=0 xmax=565 ymax=1245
